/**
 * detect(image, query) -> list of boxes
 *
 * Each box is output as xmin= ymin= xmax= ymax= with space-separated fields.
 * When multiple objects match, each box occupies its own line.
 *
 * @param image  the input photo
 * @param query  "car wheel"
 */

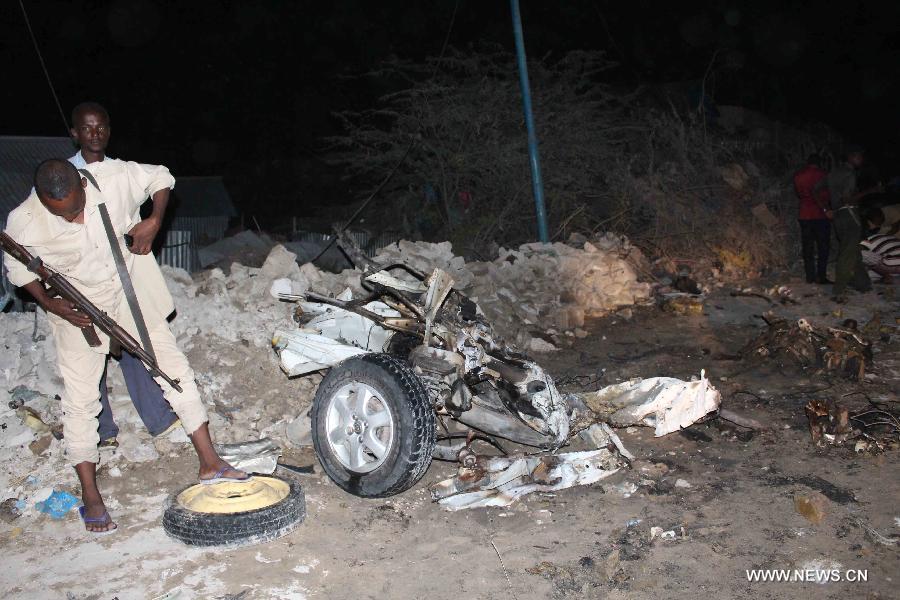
xmin=162 ymin=475 xmax=305 ymax=547
xmin=311 ymin=353 xmax=435 ymax=497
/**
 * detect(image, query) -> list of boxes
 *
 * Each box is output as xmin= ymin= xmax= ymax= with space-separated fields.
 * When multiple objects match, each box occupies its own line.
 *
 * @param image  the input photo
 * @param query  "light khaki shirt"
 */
xmin=3 ymin=159 xmax=176 ymax=353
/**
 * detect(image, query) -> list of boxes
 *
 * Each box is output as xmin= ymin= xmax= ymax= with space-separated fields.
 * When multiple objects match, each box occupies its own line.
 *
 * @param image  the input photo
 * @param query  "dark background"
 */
xmin=2 ymin=0 xmax=898 ymax=224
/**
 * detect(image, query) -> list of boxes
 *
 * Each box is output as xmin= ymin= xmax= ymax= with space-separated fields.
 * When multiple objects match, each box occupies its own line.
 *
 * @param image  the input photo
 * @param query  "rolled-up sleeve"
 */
xmin=124 ymin=161 xmax=175 ymax=213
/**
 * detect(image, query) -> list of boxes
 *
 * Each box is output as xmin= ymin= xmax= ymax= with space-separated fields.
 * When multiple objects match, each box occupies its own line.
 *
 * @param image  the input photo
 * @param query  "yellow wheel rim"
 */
xmin=176 ymin=476 xmax=290 ymax=514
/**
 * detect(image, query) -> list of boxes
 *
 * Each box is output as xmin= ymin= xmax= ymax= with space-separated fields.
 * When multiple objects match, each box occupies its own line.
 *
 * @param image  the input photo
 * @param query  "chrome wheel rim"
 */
xmin=324 ymin=382 xmax=394 ymax=473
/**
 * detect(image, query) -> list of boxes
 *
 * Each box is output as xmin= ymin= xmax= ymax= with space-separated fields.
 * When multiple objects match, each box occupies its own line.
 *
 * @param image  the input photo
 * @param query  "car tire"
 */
xmin=311 ymin=353 xmax=435 ymax=498
xmin=162 ymin=476 xmax=305 ymax=547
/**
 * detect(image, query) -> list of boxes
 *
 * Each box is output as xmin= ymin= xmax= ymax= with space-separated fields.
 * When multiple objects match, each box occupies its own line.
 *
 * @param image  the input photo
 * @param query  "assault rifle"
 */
xmin=0 ymin=231 xmax=182 ymax=392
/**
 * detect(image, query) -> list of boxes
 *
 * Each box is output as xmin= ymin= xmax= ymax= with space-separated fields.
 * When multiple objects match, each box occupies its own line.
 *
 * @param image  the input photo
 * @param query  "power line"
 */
xmin=430 ymin=0 xmax=460 ymax=79
xmin=19 ymin=0 xmax=69 ymax=133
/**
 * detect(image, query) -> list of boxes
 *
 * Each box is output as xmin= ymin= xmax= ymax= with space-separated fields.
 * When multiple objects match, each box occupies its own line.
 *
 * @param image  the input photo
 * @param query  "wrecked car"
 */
xmin=270 ymin=233 xmax=720 ymax=499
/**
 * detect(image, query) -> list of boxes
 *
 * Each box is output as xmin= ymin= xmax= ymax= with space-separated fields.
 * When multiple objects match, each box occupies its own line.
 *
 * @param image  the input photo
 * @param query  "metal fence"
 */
xmin=157 ymin=215 xmax=230 ymax=273
xmin=293 ymin=229 xmax=403 ymax=257
xmin=158 ymin=230 xmax=197 ymax=272
xmin=171 ymin=215 xmax=230 ymax=248
xmin=0 ymin=219 xmax=12 ymax=310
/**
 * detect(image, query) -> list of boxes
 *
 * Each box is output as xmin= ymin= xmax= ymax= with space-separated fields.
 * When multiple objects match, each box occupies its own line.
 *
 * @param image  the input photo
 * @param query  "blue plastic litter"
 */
xmin=25 ymin=475 xmax=39 ymax=486
xmin=35 ymin=490 xmax=80 ymax=519
xmin=14 ymin=498 xmax=26 ymax=512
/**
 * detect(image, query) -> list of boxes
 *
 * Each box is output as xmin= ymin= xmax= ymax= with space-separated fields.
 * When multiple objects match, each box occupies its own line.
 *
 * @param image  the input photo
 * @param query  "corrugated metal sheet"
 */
xmin=156 ymin=216 xmax=230 ymax=273
xmin=158 ymin=230 xmax=197 ymax=272
xmin=171 ymin=215 xmax=230 ymax=248
xmin=0 ymin=136 xmax=75 ymax=222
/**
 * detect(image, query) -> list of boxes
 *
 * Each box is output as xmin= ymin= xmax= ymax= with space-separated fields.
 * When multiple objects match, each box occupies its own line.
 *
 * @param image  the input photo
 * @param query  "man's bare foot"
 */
xmin=198 ymin=461 xmax=249 ymax=483
xmin=79 ymin=504 xmax=117 ymax=534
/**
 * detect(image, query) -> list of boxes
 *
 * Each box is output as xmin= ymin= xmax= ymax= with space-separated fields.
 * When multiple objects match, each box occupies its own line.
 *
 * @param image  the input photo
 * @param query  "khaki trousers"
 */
xmin=54 ymin=317 xmax=208 ymax=465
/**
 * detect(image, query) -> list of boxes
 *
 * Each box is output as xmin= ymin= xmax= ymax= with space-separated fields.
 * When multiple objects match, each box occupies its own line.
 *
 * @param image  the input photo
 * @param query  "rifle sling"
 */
xmin=79 ymin=168 xmax=157 ymax=363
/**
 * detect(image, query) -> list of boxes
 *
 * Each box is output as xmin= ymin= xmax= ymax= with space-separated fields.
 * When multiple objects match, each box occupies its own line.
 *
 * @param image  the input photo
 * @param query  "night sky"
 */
xmin=3 ymin=0 xmax=899 ymax=223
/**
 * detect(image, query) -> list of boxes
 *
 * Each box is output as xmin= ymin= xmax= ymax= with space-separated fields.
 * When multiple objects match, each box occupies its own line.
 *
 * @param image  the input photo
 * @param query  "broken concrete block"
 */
xmin=119 ymin=435 xmax=160 ymax=463
xmin=794 ymin=491 xmax=829 ymax=524
xmin=529 ymin=337 xmax=557 ymax=353
xmin=286 ymin=417 xmax=313 ymax=447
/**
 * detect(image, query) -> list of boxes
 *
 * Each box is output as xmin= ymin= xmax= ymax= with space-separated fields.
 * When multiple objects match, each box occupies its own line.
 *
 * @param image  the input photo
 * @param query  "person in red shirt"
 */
xmin=793 ymin=154 xmax=833 ymax=283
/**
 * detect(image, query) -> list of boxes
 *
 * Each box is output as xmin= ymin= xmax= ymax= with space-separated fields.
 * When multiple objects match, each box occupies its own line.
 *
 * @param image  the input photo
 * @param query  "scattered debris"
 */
xmin=431 ymin=449 xmax=623 ymax=510
xmin=610 ymin=481 xmax=638 ymax=498
xmin=805 ymin=401 xmax=852 ymax=446
xmin=717 ymin=408 xmax=769 ymax=431
xmin=216 ymin=438 xmax=281 ymax=475
xmin=15 ymin=406 xmax=50 ymax=434
xmin=650 ymin=526 xmax=684 ymax=541
xmin=743 ymin=313 xmax=871 ymax=380
xmin=794 ymin=491 xmax=829 ymax=524
xmin=659 ymin=293 xmax=704 ymax=315
xmin=571 ymin=372 xmax=721 ymax=437
xmin=0 ymin=498 xmax=22 ymax=523
xmin=34 ymin=490 xmax=79 ymax=519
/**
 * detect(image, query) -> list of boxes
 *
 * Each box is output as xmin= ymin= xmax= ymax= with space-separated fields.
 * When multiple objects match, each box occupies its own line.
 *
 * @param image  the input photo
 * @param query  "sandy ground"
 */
xmin=1 ymin=277 xmax=898 ymax=599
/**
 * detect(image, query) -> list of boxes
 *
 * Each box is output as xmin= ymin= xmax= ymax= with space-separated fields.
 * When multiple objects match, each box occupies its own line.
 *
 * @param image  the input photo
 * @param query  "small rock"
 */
xmin=108 ymin=467 xmax=122 ymax=478
xmin=32 ymin=487 xmax=53 ymax=504
xmin=528 ymin=337 xmax=557 ymax=353
xmin=29 ymin=435 xmax=52 ymax=456
xmin=674 ymin=479 xmax=691 ymax=489
xmin=611 ymin=482 xmax=638 ymax=498
xmin=574 ymin=328 xmax=589 ymax=339
xmin=794 ymin=492 xmax=829 ymax=524
xmin=120 ymin=437 xmax=160 ymax=463
xmin=0 ymin=498 xmax=22 ymax=523
xmin=286 ymin=417 xmax=313 ymax=447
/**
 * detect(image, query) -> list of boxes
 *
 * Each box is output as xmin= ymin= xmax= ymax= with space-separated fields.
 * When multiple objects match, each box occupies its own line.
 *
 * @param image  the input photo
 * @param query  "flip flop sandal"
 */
xmin=98 ymin=437 xmax=119 ymax=449
xmin=200 ymin=466 xmax=253 ymax=485
xmin=78 ymin=505 xmax=118 ymax=536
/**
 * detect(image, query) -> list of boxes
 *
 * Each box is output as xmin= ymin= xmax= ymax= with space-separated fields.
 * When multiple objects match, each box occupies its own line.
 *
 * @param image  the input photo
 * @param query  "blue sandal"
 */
xmin=78 ymin=505 xmax=118 ymax=536
xmin=200 ymin=466 xmax=252 ymax=485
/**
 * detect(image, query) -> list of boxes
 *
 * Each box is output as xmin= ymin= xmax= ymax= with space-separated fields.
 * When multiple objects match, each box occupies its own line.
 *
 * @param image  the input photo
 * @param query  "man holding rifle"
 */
xmin=2 ymin=158 xmax=247 ymax=535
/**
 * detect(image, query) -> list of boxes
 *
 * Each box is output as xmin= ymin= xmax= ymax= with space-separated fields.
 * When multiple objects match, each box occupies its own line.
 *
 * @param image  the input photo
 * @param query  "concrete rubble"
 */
xmin=373 ymin=234 xmax=653 ymax=348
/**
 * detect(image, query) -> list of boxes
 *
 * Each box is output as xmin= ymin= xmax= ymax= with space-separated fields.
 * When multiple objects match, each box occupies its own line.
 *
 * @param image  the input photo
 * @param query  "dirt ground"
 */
xmin=1 ymin=277 xmax=898 ymax=599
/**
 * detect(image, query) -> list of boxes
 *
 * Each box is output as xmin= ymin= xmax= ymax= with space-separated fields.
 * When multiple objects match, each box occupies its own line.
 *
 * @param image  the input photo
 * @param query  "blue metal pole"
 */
xmin=510 ymin=0 xmax=549 ymax=243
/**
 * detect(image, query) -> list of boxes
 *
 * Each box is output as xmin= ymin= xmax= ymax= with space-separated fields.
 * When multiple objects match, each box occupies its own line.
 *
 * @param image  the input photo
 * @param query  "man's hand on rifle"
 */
xmin=126 ymin=217 xmax=161 ymax=255
xmin=44 ymin=298 xmax=93 ymax=328
xmin=21 ymin=280 xmax=92 ymax=328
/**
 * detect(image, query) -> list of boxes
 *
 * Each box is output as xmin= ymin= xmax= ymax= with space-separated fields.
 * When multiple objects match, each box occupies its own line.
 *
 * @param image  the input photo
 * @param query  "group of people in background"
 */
xmin=793 ymin=146 xmax=900 ymax=302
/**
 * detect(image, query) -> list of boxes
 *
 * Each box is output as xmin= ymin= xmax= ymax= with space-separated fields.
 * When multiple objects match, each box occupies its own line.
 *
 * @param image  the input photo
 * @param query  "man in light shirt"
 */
xmin=68 ymin=101 xmax=179 ymax=447
xmin=3 ymin=159 xmax=247 ymax=534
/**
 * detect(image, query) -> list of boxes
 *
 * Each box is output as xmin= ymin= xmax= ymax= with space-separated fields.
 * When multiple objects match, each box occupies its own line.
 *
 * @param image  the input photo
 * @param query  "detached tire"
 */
xmin=311 ymin=353 xmax=435 ymax=498
xmin=162 ymin=476 xmax=305 ymax=547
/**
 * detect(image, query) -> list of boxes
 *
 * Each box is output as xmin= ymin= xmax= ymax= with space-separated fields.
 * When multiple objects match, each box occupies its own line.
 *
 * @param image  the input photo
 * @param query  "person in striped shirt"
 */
xmin=861 ymin=209 xmax=900 ymax=283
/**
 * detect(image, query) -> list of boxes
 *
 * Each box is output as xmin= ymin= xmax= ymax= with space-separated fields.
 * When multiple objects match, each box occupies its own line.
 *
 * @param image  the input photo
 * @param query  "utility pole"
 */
xmin=510 ymin=0 xmax=549 ymax=243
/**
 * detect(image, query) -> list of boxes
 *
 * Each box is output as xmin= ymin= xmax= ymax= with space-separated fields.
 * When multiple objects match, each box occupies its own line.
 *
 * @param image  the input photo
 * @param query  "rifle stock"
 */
xmin=0 ymin=231 xmax=182 ymax=392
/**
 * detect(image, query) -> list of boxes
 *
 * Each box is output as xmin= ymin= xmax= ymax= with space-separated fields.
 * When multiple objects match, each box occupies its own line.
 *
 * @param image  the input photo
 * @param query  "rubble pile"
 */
xmin=373 ymin=234 xmax=652 ymax=349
